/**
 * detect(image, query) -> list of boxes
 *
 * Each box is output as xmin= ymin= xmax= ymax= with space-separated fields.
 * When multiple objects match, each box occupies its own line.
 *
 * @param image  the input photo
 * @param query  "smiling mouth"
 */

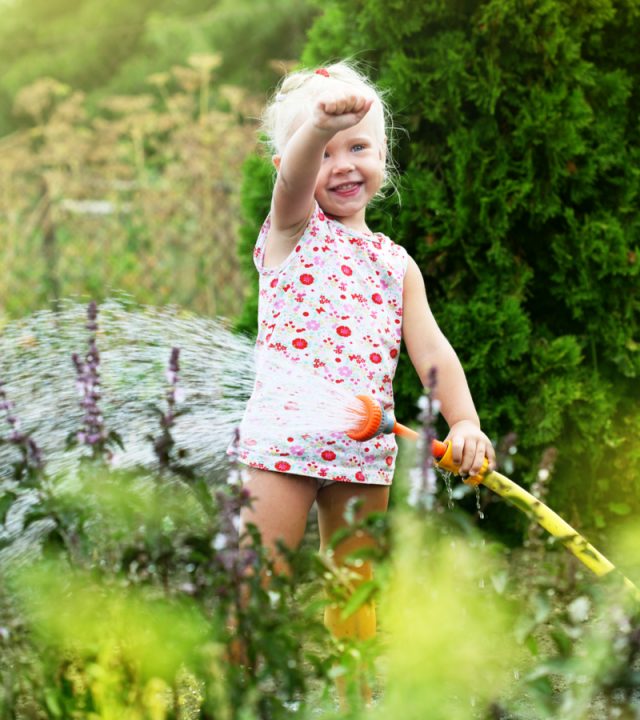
xmin=329 ymin=182 xmax=363 ymax=194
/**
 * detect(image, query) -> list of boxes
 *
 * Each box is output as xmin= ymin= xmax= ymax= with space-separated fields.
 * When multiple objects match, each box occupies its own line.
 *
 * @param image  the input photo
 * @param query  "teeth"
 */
xmin=333 ymin=183 xmax=360 ymax=191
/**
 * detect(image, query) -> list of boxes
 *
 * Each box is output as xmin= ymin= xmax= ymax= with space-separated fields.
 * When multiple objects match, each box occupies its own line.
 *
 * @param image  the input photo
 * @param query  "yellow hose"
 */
xmin=432 ymin=441 xmax=640 ymax=603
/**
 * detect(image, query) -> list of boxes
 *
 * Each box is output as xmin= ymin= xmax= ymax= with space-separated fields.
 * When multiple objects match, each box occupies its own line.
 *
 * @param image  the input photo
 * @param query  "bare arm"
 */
xmin=263 ymin=90 xmax=373 ymax=268
xmin=402 ymin=257 xmax=496 ymax=474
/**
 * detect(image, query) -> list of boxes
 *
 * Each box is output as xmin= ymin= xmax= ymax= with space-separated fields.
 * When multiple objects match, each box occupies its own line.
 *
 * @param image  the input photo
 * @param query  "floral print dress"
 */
xmin=233 ymin=202 xmax=408 ymax=485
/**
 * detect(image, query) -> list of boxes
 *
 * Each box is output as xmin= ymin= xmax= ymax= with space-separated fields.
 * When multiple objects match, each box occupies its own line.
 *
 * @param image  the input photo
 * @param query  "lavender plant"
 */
xmin=0 ymin=377 xmax=80 ymax=560
xmin=147 ymin=347 xmax=193 ymax=479
xmin=70 ymin=301 xmax=122 ymax=462
xmin=0 ymin=379 xmax=43 ymax=486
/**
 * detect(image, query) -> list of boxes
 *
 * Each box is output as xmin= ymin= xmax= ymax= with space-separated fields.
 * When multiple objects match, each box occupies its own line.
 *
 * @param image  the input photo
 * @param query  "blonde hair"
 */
xmin=261 ymin=59 xmax=398 ymax=197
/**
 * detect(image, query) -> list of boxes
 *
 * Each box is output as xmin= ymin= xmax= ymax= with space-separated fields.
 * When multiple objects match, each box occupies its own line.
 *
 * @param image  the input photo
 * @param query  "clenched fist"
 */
xmin=312 ymin=89 xmax=375 ymax=135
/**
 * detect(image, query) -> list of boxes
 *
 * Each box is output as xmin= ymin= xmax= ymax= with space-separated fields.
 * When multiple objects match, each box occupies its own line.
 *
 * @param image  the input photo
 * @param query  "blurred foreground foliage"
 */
xmin=240 ymin=0 xmax=640 ymax=533
xmin=2 ymin=311 xmax=640 ymax=718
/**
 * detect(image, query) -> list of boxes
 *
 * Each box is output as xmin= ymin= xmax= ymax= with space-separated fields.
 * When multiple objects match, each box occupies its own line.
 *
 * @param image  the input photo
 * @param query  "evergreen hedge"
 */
xmin=236 ymin=0 xmax=640 ymax=535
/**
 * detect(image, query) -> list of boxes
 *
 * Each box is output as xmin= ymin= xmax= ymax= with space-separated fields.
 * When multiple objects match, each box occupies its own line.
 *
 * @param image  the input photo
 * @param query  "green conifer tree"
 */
xmin=238 ymin=0 xmax=640 ymax=530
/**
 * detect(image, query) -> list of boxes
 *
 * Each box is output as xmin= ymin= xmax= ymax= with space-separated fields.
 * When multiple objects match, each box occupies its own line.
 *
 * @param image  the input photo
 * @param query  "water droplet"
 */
xmin=443 ymin=472 xmax=455 ymax=508
xmin=475 ymin=486 xmax=484 ymax=519
xmin=479 ymin=579 xmax=484 ymax=588
xmin=513 ymin=669 xmax=519 ymax=680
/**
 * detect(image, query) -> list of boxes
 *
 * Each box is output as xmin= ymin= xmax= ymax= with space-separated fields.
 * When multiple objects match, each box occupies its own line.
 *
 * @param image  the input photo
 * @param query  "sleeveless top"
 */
xmin=233 ymin=202 xmax=408 ymax=485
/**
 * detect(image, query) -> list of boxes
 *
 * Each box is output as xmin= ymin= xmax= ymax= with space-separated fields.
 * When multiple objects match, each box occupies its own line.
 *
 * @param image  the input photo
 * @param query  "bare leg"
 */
xmin=240 ymin=467 xmax=318 ymax=575
xmin=228 ymin=468 xmax=318 ymax=665
xmin=317 ymin=482 xmax=390 ymax=709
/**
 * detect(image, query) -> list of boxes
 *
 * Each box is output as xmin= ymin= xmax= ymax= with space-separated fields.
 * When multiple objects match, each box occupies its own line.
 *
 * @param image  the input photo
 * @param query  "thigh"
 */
xmin=241 ymin=467 xmax=318 ymax=559
xmin=316 ymin=482 xmax=389 ymax=571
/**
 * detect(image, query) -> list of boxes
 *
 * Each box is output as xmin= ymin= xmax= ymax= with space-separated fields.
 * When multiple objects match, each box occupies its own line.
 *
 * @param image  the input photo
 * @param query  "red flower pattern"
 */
xmin=241 ymin=204 xmax=407 ymax=485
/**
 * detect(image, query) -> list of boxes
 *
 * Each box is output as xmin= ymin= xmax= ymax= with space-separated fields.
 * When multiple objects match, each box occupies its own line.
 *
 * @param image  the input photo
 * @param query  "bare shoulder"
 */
xmin=402 ymin=255 xmax=446 ymax=359
xmin=263 ymin=202 xmax=315 ymax=269
xmin=403 ymin=256 xmax=427 ymax=297
xmin=402 ymin=256 xmax=436 ymax=333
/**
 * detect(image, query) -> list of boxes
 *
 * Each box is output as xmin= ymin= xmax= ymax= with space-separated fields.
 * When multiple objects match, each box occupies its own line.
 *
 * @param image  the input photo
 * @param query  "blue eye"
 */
xmin=352 ymin=144 xmax=364 ymax=152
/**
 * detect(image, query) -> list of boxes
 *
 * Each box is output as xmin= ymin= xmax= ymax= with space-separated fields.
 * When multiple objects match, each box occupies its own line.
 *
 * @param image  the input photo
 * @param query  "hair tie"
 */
xmin=315 ymin=68 xmax=330 ymax=78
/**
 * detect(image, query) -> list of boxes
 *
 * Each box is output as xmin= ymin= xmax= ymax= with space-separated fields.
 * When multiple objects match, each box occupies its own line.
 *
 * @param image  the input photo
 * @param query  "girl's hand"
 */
xmin=445 ymin=420 xmax=497 ymax=476
xmin=312 ymin=89 xmax=374 ymax=135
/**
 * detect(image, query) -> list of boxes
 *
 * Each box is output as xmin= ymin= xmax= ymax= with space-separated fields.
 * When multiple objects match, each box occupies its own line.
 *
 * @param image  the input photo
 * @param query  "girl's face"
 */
xmin=313 ymin=112 xmax=386 ymax=227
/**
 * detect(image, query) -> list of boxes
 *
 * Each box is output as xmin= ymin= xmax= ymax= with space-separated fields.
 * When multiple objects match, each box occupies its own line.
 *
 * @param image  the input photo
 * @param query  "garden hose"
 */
xmin=431 ymin=439 xmax=640 ymax=603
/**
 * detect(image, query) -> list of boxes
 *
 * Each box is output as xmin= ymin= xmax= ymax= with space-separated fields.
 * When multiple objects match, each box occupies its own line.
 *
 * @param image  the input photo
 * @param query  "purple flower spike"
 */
xmin=0 ymin=379 xmax=45 ymax=479
xmin=72 ymin=301 xmax=112 ymax=461
xmin=151 ymin=347 xmax=184 ymax=472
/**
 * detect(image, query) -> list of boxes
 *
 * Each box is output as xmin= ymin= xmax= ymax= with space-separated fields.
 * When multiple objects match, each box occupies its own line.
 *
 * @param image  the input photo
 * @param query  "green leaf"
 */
xmin=44 ymin=688 xmax=62 ymax=717
xmin=491 ymin=570 xmax=508 ymax=595
xmin=525 ymin=635 xmax=539 ymax=657
xmin=340 ymin=580 xmax=376 ymax=621
xmin=534 ymin=594 xmax=552 ymax=623
xmin=23 ymin=509 xmax=51 ymax=529
xmin=550 ymin=629 xmax=572 ymax=656
xmin=608 ymin=502 xmax=631 ymax=515
xmin=0 ymin=491 xmax=17 ymax=524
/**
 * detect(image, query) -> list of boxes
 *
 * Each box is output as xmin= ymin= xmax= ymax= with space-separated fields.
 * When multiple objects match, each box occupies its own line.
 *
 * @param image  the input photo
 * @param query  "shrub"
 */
xmin=237 ymin=0 xmax=640 ymax=531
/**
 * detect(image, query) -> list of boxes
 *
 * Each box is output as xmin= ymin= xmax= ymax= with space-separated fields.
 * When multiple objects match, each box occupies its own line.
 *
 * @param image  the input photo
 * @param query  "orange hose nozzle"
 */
xmin=346 ymin=395 xmax=382 ymax=441
xmin=431 ymin=439 xmax=448 ymax=460
xmin=346 ymin=395 xmax=420 ymax=443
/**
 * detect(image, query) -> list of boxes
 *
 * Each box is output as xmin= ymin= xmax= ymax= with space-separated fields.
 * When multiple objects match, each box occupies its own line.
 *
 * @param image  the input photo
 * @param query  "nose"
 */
xmin=331 ymin=153 xmax=355 ymax=174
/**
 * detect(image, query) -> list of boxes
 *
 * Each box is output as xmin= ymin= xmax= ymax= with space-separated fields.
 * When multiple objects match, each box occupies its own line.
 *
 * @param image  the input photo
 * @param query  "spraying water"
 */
xmin=0 ymin=298 xmax=257 ymax=482
xmin=1 ymin=298 xmax=412 ymax=484
xmin=239 ymin=352 xmax=383 ymax=441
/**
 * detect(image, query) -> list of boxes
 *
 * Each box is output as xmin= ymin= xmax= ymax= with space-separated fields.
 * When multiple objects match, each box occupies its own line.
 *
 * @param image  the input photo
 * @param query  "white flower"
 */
xmin=568 ymin=596 xmax=590 ymax=624
xmin=232 ymin=514 xmax=242 ymax=533
xmin=213 ymin=533 xmax=227 ymax=550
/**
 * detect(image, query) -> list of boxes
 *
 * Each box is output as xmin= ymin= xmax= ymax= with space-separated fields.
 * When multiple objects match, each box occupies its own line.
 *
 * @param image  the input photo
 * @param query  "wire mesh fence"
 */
xmin=0 ymin=61 xmax=265 ymax=321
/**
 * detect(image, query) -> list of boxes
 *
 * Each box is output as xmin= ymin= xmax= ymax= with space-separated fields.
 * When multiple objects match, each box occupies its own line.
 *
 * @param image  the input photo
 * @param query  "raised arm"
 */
xmin=402 ymin=257 xmax=496 ymax=474
xmin=263 ymin=90 xmax=373 ymax=268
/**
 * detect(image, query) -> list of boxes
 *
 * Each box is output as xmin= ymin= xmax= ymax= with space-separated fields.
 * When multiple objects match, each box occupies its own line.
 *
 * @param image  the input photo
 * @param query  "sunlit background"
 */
xmin=2 ymin=0 xmax=640 ymax=717
xmin=0 ymin=0 xmax=315 ymax=319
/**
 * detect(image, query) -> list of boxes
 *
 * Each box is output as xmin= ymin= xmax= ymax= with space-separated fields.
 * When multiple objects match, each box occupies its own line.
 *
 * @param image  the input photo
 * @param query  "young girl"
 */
xmin=233 ymin=61 xmax=496 ymax=706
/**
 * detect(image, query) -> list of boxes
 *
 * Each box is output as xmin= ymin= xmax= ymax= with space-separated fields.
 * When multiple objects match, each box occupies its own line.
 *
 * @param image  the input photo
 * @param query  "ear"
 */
xmin=379 ymin=137 xmax=387 ymax=164
xmin=272 ymin=155 xmax=281 ymax=172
